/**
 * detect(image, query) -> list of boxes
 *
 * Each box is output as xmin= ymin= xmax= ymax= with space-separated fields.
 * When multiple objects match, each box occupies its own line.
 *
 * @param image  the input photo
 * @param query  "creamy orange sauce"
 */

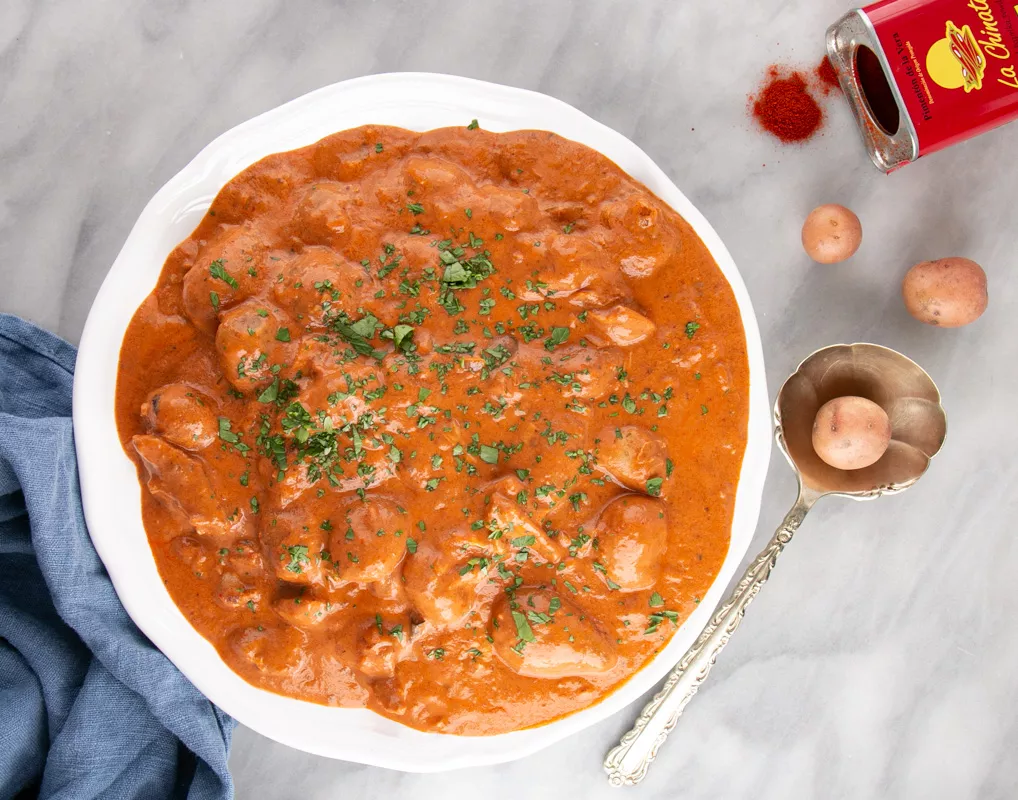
xmin=115 ymin=125 xmax=748 ymax=734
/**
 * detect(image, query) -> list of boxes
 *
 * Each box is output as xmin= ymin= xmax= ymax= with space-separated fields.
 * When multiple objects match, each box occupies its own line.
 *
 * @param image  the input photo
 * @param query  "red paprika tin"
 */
xmin=827 ymin=0 xmax=1018 ymax=171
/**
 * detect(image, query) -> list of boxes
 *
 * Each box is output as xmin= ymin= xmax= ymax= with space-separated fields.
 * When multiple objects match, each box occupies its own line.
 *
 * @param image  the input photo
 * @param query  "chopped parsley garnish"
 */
xmin=436 ymin=243 xmax=496 ymax=315
xmin=257 ymin=380 xmax=279 ymax=404
xmin=217 ymin=417 xmax=239 ymax=443
xmin=284 ymin=544 xmax=310 ymax=574
xmin=644 ymin=609 xmax=680 ymax=635
xmin=467 ymin=119 xmax=479 ymax=130
xmin=544 ymin=327 xmax=570 ymax=351
xmin=685 ymin=321 xmax=701 ymax=339
xmin=511 ymin=610 xmax=535 ymax=644
xmin=646 ymin=477 xmax=663 ymax=496
xmin=381 ymin=323 xmax=415 ymax=353
xmin=256 ymin=376 xmax=297 ymax=406
xmin=479 ymin=444 xmax=499 ymax=464
xmin=327 ymin=311 xmax=386 ymax=359
xmin=209 ymin=259 xmax=238 ymax=289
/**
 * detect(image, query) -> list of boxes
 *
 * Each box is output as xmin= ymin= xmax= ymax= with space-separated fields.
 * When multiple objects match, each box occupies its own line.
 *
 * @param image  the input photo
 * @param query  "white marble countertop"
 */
xmin=4 ymin=1 xmax=1017 ymax=798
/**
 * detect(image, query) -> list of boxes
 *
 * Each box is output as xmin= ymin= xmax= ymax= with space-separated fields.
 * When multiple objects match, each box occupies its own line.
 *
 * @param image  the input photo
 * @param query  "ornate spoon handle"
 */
xmin=603 ymin=492 xmax=816 ymax=786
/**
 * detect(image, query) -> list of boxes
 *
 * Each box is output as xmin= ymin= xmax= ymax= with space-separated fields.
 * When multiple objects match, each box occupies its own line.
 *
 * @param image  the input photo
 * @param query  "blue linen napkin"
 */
xmin=0 ymin=314 xmax=235 ymax=800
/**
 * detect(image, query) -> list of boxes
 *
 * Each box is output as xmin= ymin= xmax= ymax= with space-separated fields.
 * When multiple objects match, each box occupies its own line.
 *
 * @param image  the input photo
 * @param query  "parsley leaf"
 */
xmin=544 ymin=327 xmax=570 ymax=351
xmin=328 ymin=312 xmax=386 ymax=359
xmin=209 ymin=259 xmax=238 ymax=289
xmin=257 ymin=379 xmax=279 ymax=404
xmin=284 ymin=544 xmax=310 ymax=574
xmin=511 ymin=610 xmax=535 ymax=643
xmin=217 ymin=417 xmax=239 ymax=444
xmin=479 ymin=444 xmax=499 ymax=464
xmin=436 ymin=244 xmax=496 ymax=315
xmin=380 ymin=323 xmax=414 ymax=353
xmin=644 ymin=609 xmax=680 ymax=635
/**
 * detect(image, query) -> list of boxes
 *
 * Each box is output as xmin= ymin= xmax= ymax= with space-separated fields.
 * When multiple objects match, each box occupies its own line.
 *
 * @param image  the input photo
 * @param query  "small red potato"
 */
xmin=812 ymin=396 xmax=891 ymax=470
xmin=901 ymin=257 xmax=987 ymax=327
xmin=801 ymin=204 xmax=862 ymax=264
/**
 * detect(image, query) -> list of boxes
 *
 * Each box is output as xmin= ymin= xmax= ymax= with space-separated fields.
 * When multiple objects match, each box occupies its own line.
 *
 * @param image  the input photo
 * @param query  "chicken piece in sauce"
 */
xmin=182 ymin=225 xmax=271 ymax=334
xmin=402 ymin=537 xmax=503 ymax=629
xmin=215 ymin=301 xmax=297 ymax=391
xmin=599 ymin=193 xmax=681 ymax=279
xmin=593 ymin=495 xmax=668 ymax=591
xmin=588 ymin=305 xmax=657 ymax=347
xmin=132 ymin=434 xmax=250 ymax=542
xmin=141 ymin=384 xmax=218 ymax=451
xmin=290 ymin=182 xmax=355 ymax=249
xmin=594 ymin=425 xmax=668 ymax=493
xmin=490 ymin=589 xmax=618 ymax=679
xmin=329 ymin=495 xmax=409 ymax=584
xmin=517 ymin=233 xmax=629 ymax=309
xmin=271 ymin=246 xmax=391 ymax=328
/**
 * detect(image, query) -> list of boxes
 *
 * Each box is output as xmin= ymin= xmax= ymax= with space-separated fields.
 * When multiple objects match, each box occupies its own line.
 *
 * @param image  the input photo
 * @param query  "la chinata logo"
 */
xmin=925 ymin=3 xmax=1018 ymax=91
xmin=931 ymin=21 xmax=985 ymax=91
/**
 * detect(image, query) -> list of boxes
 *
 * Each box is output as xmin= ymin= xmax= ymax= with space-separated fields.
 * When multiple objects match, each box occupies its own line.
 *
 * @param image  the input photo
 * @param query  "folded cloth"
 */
xmin=0 ymin=314 xmax=235 ymax=800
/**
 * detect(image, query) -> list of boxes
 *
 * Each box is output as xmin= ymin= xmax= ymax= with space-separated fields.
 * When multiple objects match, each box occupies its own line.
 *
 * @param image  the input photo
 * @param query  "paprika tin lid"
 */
xmin=827 ymin=10 xmax=918 ymax=172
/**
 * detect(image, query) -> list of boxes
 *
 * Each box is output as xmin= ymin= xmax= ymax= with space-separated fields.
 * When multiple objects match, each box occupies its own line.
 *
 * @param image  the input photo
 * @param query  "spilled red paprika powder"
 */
xmin=815 ymin=56 xmax=841 ymax=94
xmin=751 ymin=68 xmax=823 ymax=143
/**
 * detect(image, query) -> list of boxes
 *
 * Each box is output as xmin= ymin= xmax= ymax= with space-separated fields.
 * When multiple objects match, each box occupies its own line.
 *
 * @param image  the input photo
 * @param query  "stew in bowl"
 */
xmin=115 ymin=123 xmax=750 ymax=735
xmin=75 ymin=72 xmax=769 ymax=768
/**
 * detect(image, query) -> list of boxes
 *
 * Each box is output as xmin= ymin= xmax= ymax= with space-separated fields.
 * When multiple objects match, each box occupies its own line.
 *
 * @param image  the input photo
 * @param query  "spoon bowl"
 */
xmin=777 ymin=343 xmax=947 ymax=499
xmin=604 ymin=343 xmax=946 ymax=786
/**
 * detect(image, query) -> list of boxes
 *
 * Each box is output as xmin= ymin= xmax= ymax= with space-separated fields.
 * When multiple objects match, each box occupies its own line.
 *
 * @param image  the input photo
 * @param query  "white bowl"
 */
xmin=73 ymin=73 xmax=770 ymax=772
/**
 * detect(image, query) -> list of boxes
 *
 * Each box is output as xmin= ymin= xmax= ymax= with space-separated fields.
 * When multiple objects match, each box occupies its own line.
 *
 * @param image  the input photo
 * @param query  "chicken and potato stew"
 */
xmin=116 ymin=125 xmax=749 ymax=734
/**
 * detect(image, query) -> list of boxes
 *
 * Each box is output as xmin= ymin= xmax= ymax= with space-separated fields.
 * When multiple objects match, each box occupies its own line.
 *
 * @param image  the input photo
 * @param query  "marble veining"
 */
xmin=2 ymin=1 xmax=1016 ymax=798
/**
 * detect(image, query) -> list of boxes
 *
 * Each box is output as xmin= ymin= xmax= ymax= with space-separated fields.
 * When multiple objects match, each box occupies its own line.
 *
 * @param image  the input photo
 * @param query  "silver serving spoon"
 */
xmin=604 ymin=343 xmax=947 ymax=786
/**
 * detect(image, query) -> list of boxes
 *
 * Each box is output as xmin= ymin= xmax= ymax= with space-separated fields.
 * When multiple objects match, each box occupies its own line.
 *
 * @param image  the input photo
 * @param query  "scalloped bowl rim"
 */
xmin=72 ymin=72 xmax=771 ymax=772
